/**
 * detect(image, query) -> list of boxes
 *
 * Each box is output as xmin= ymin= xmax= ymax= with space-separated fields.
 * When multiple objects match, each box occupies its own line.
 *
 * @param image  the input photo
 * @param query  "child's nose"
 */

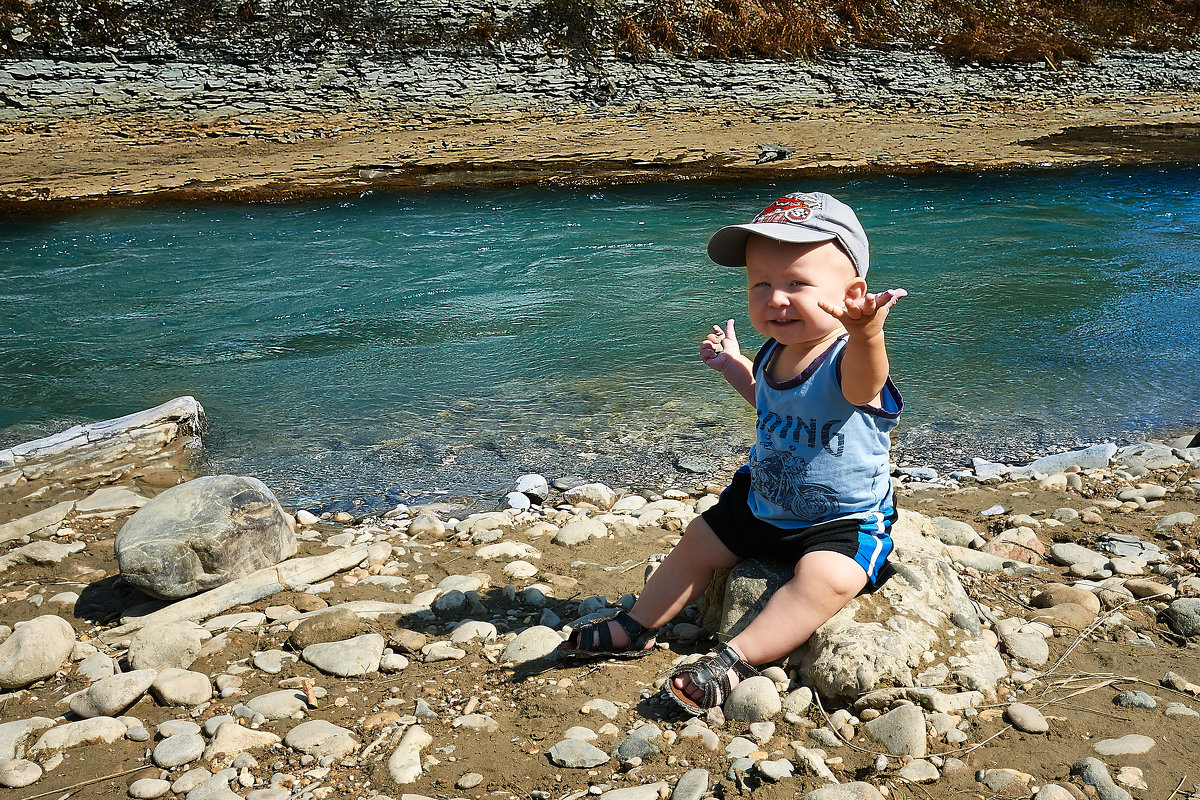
xmin=768 ymin=289 xmax=790 ymax=307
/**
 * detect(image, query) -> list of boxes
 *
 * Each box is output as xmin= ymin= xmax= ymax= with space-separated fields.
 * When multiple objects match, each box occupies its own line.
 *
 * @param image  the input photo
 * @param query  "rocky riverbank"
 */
xmin=3 ymin=45 xmax=1199 ymax=211
xmin=0 ymin=399 xmax=1198 ymax=800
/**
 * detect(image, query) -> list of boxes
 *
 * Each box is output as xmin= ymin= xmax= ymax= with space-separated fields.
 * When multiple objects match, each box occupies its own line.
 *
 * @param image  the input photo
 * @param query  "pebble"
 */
xmin=1163 ymin=598 xmax=1200 ymax=637
xmin=129 ymin=777 xmax=172 ymax=798
xmin=756 ymin=758 xmax=795 ymax=781
xmin=1005 ymin=702 xmax=1049 ymax=733
xmin=1113 ymin=690 xmax=1156 ymax=710
xmin=157 ymin=720 xmax=201 ymax=738
xmin=457 ymin=772 xmax=485 ymax=789
xmin=898 ymin=759 xmax=940 ymax=782
xmin=1071 ymin=757 xmax=1133 ymax=800
xmin=153 ymin=732 xmax=205 ymax=767
xmin=724 ymin=676 xmax=781 ymax=721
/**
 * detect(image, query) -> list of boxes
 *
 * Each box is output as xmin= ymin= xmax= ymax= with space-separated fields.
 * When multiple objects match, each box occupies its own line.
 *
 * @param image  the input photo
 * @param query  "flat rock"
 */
xmin=563 ymin=483 xmax=616 ymax=509
xmin=284 ymin=719 xmax=357 ymax=758
xmin=245 ymin=689 xmax=307 ymax=720
xmin=203 ymin=722 xmax=281 ymax=769
xmin=0 ymin=615 xmax=75 ymax=689
xmin=301 ymin=633 xmax=384 ymax=676
xmin=1011 ymin=444 xmax=1116 ymax=476
xmin=598 ymin=782 xmax=668 ymax=800
xmin=548 ymin=738 xmax=610 ymax=768
xmin=127 ymin=621 xmax=207 ymax=670
xmin=897 ymin=759 xmax=939 ymax=782
xmin=863 ymin=704 xmax=926 ymax=757
xmin=798 ymin=782 xmax=886 ymax=800
xmin=129 ymin=778 xmax=172 ymax=799
xmin=252 ymin=649 xmax=297 ymax=674
xmin=288 ymin=606 xmax=363 ymax=649
xmin=70 ymin=669 xmax=157 ymax=718
xmin=115 ymin=474 xmax=297 ymax=600
xmin=0 ymin=717 xmax=55 ymax=760
xmin=150 ymin=668 xmax=212 ymax=706
xmin=1048 ymin=543 xmax=1109 ymax=569
xmin=716 ymin=511 xmax=1004 ymax=700
xmin=1030 ymin=603 xmax=1096 ymax=630
xmin=28 ymin=717 xmax=127 ymax=758
xmin=671 ymin=768 xmax=710 ymax=800
xmin=552 ymin=518 xmax=606 ymax=545
xmin=1093 ymin=734 xmax=1155 ymax=755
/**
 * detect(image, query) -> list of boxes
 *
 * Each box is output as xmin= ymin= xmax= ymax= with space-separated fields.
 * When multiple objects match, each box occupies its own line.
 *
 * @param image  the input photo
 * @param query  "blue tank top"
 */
xmin=747 ymin=335 xmax=901 ymax=529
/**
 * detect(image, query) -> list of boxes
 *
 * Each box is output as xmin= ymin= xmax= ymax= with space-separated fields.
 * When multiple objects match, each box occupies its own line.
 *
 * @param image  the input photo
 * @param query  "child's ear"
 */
xmin=844 ymin=277 xmax=867 ymax=301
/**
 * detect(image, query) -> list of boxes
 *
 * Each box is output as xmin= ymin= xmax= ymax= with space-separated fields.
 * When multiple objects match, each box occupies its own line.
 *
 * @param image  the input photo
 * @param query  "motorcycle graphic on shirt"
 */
xmin=749 ymin=447 xmax=840 ymax=521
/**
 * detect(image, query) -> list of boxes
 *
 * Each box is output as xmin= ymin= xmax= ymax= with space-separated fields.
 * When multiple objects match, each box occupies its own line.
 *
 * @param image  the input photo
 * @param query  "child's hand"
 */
xmin=700 ymin=319 xmax=741 ymax=371
xmin=819 ymin=289 xmax=908 ymax=337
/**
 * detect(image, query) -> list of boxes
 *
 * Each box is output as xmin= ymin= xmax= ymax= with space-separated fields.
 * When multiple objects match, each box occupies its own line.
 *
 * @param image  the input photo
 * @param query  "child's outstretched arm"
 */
xmin=818 ymin=289 xmax=908 ymax=407
xmin=700 ymin=319 xmax=756 ymax=407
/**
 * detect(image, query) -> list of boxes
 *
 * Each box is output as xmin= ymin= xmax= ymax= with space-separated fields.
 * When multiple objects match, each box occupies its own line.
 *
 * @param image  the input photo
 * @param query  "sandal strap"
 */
xmin=569 ymin=608 xmax=658 ymax=654
xmin=612 ymin=610 xmax=648 ymax=639
xmin=667 ymin=644 xmax=761 ymax=713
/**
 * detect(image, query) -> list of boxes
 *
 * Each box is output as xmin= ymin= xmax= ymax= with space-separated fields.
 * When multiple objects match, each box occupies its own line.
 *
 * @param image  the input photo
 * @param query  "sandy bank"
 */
xmin=3 ymin=95 xmax=1198 ymax=214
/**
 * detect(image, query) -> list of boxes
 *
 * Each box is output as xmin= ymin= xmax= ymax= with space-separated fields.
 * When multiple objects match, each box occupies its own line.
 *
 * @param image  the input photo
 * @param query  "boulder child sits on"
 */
xmin=559 ymin=191 xmax=908 ymax=715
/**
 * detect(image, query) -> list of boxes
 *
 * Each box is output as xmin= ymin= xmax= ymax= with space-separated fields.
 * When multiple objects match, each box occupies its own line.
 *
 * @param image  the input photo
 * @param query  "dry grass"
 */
xmin=931 ymin=0 xmax=1200 ymax=65
xmin=2 ymin=0 xmax=1197 ymax=63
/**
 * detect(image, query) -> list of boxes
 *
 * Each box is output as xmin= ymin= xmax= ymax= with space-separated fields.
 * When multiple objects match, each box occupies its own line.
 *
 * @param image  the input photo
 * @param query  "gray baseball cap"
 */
xmin=706 ymin=191 xmax=870 ymax=277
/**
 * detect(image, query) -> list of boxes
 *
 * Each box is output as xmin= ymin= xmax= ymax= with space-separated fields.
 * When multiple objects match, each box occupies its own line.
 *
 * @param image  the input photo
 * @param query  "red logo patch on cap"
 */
xmin=753 ymin=193 xmax=822 ymax=225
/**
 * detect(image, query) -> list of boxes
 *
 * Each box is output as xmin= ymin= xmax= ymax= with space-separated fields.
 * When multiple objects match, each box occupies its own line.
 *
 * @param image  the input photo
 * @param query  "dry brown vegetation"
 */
xmin=1 ymin=0 xmax=1197 ymax=64
xmin=606 ymin=0 xmax=1200 ymax=65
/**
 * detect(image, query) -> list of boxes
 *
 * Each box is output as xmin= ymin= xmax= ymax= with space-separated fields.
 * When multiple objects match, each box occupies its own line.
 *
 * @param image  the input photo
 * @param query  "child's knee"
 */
xmin=796 ymin=551 xmax=868 ymax=599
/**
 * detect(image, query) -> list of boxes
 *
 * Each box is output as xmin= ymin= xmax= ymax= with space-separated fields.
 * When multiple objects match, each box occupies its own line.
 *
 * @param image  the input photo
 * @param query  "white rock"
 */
xmin=70 ymin=669 xmax=157 ymax=718
xmin=301 ymin=633 xmax=384 ymax=677
xmin=150 ymin=668 xmax=212 ymax=707
xmin=284 ymin=720 xmax=357 ymax=758
xmin=203 ymin=722 xmax=281 ymax=769
xmin=387 ymin=724 xmax=432 ymax=784
xmin=0 ymin=615 xmax=74 ymax=689
xmin=28 ymin=717 xmax=127 ymax=758
xmin=0 ymin=758 xmax=42 ymax=788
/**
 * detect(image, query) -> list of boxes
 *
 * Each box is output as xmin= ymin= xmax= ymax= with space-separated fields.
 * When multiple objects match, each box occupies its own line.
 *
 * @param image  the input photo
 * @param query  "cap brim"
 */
xmin=706 ymin=223 xmax=837 ymax=267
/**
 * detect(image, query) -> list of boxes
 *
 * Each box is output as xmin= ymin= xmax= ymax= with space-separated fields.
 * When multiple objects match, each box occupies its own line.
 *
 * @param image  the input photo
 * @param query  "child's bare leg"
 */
xmin=567 ymin=516 xmax=740 ymax=651
xmin=672 ymin=550 xmax=868 ymax=700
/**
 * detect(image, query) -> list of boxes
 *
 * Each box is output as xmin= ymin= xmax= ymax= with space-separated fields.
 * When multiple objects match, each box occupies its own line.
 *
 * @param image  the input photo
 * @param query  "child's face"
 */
xmin=745 ymin=235 xmax=864 ymax=348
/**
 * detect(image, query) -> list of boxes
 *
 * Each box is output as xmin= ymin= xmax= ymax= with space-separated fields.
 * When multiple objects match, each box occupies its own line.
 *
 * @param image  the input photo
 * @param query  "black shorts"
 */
xmin=700 ymin=468 xmax=896 ymax=592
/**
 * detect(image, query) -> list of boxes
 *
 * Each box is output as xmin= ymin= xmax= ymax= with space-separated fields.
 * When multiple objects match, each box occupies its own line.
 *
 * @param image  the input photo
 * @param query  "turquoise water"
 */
xmin=2 ymin=167 xmax=1198 ymax=510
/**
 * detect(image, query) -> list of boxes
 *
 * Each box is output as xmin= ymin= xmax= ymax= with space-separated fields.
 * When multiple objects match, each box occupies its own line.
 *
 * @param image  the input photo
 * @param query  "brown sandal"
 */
xmin=665 ymin=644 xmax=761 ymax=716
xmin=557 ymin=609 xmax=658 ymax=660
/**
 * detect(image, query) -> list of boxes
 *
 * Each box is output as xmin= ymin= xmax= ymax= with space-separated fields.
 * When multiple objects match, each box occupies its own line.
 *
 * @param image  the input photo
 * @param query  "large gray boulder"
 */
xmin=115 ymin=475 xmax=297 ymax=600
xmin=704 ymin=510 xmax=1006 ymax=702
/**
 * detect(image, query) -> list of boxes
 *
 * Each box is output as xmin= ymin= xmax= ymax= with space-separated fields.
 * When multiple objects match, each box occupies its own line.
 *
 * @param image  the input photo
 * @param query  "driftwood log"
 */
xmin=100 ymin=545 xmax=370 ymax=643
